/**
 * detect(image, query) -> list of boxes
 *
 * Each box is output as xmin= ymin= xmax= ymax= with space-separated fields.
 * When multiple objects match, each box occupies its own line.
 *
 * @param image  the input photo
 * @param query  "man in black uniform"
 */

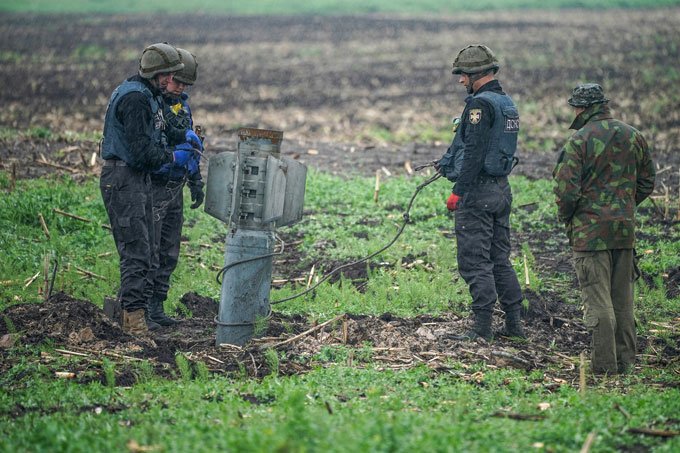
xmin=100 ymin=42 xmax=203 ymax=335
xmin=148 ymin=48 xmax=204 ymax=327
xmin=436 ymin=44 xmax=525 ymax=341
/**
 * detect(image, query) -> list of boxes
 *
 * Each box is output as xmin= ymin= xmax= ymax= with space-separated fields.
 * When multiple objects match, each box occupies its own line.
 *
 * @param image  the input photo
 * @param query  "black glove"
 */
xmin=188 ymin=180 xmax=205 ymax=209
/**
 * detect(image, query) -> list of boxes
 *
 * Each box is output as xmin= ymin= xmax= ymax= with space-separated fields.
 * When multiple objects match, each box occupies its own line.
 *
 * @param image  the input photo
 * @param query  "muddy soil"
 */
xmin=1 ymin=290 xmax=675 ymax=387
xmin=1 ymin=11 xmax=679 ymax=383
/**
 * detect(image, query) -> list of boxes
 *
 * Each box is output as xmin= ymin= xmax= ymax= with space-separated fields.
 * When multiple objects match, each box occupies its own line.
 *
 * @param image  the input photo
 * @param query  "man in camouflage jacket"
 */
xmin=553 ymin=83 xmax=655 ymax=374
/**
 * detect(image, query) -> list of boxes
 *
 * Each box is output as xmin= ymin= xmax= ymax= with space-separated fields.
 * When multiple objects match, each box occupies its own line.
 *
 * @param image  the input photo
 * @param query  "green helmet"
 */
xmin=567 ymin=83 xmax=609 ymax=107
xmin=174 ymin=48 xmax=198 ymax=85
xmin=451 ymin=44 xmax=499 ymax=75
xmin=138 ymin=42 xmax=184 ymax=79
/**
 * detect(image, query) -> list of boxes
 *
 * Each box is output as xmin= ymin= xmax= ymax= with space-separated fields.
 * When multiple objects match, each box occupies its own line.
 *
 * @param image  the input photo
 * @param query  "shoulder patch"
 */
xmin=469 ymin=109 xmax=482 ymax=125
xmin=171 ymin=102 xmax=183 ymax=115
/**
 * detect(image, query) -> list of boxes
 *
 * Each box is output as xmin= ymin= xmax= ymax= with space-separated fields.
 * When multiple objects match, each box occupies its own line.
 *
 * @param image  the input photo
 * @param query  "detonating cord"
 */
xmin=270 ymin=170 xmax=442 ymax=305
xmin=215 ymin=234 xmax=286 ymax=285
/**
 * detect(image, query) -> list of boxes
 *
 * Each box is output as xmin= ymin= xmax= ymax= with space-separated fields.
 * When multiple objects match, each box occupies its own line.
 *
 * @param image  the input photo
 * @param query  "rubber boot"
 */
xmin=451 ymin=312 xmax=493 ymax=341
xmin=123 ymin=309 xmax=149 ymax=336
xmin=497 ymin=311 xmax=526 ymax=339
xmin=148 ymin=296 xmax=177 ymax=327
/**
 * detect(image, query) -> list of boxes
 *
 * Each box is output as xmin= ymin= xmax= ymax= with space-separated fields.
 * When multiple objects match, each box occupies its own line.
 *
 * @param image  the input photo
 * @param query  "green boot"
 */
xmin=451 ymin=312 xmax=493 ymax=341
xmin=148 ymin=296 xmax=177 ymax=327
xmin=497 ymin=311 xmax=526 ymax=339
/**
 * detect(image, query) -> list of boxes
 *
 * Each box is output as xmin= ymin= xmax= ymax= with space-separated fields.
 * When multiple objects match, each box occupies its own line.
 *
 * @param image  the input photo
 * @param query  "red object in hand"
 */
xmin=446 ymin=193 xmax=461 ymax=211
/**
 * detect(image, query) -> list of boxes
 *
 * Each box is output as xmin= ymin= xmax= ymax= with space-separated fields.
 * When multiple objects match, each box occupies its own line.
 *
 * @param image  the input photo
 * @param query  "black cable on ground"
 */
xmin=270 ymin=172 xmax=441 ymax=305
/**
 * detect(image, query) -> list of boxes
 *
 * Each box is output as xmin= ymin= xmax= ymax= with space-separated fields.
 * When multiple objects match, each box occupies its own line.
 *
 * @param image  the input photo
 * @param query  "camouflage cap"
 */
xmin=567 ymin=83 xmax=609 ymax=107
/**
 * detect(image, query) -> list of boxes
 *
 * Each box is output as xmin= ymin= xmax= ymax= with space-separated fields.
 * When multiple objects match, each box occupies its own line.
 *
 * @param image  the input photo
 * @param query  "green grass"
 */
xmin=1 ymin=364 xmax=679 ymax=452
xmin=1 ymin=0 xmax=679 ymax=14
xmin=0 ymin=126 xmax=102 ymax=143
xmin=1 ymin=169 xmax=679 ymax=452
xmin=0 ymin=169 xmax=676 ymax=317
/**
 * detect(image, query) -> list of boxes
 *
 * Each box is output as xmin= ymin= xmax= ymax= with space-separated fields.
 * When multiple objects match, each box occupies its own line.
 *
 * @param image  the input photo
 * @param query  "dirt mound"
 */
xmin=0 ymin=290 xmax=586 ymax=377
xmin=665 ymin=266 xmax=680 ymax=299
xmin=0 ymin=292 xmax=128 ymax=346
xmin=178 ymin=292 xmax=219 ymax=319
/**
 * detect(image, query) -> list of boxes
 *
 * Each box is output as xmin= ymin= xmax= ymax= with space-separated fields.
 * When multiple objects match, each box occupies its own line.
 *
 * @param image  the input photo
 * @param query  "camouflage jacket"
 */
xmin=552 ymin=103 xmax=655 ymax=251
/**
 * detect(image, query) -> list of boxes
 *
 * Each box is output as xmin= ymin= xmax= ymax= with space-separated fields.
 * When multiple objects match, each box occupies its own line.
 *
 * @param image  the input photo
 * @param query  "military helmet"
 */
xmin=452 ymin=44 xmax=499 ymax=75
xmin=174 ymin=48 xmax=198 ymax=85
xmin=568 ymin=83 xmax=609 ymax=107
xmin=139 ymin=42 xmax=184 ymax=79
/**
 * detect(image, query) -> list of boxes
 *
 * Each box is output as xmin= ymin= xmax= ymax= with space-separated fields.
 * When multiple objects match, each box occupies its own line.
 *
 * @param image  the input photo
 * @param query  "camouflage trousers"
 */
xmin=572 ymin=248 xmax=636 ymax=374
xmin=149 ymin=178 xmax=185 ymax=304
xmin=454 ymin=178 xmax=523 ymax=317
xmin=100 ymin=164 xmax=155 ymax=312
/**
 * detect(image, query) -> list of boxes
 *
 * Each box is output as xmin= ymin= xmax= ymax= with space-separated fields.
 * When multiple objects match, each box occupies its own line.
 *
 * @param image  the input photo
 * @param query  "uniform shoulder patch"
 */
xmin=171 ymin=102 xmax=183 ymax=115
xmin=469 ymin=108 xmax=482 ymax=125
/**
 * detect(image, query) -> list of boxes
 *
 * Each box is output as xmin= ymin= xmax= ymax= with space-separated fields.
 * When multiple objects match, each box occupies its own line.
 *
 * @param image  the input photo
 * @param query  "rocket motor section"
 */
xmin=204 ymin=128 xmax=307 ymax=231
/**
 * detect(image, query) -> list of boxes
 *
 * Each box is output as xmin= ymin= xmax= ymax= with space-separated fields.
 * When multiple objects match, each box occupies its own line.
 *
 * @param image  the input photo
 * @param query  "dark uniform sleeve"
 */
xmin=165 ymin=122 xmax=188 ymax=146
xmin=634 ymin=132 xmax=655 ymax=205
xmin=116 ymin=92 xmax=172 ymax=171
xmin=452 ymin=97 xmax=494 ymax=196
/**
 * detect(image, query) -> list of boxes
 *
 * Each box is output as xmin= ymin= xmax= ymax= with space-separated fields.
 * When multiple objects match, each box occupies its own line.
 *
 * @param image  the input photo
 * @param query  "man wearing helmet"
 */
xmin=436 ymin=44 xmax=525 ymax=341
xmin=553 ymin=83 xmax=655 ymax=374
xmin=100 ymin=42 xmax=203 ymax=336
xmin=147 ymin=48 xmax=204 ymax=328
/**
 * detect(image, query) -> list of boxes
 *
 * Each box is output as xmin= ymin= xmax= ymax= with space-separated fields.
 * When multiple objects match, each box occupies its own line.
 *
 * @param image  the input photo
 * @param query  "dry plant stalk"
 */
xmin=10 ymin=163 xmax=16 ymax=192
xmin=523 ymin=252 xmax=530 ymax=287
xmin=38 ymin=213 xmax=50 ymax=239
xmin=53 ymin=208 xmax=92 ymax=223
xmin=270 ymin=313 xmax=346 ymax=348
xmin=579 ymin=431 xmax=597 ymax=453
xmin=306 ymin=264 xmax=316 ymax=289
xmin=579 ymin=351 xmax=587 ymax=395
xmin=374 ymin=170 xmax=381 ymax=203
xmin=75 ymin=266 xmax=106 ymax=280
xmin=23 ymin=272 xmax=40 ymax=289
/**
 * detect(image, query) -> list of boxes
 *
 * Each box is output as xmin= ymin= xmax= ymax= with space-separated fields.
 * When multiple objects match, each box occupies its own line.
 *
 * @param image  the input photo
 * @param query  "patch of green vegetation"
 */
xmin=0 ymin=126 xmax=102 ymax=143
xmin=1 ymin=364 xmax=679 ymax=451
xmin=0 ymin=50 xmax=24 ymax=63
xmin=71 ymin=44 xmax=107 ymax=61
xmin=1 ymin=0 xmax=679 ymax=14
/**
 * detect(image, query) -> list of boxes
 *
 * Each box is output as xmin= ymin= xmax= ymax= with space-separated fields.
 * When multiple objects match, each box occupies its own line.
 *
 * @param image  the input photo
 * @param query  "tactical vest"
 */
xmin=438 ymin=91 xmax=519 ymax=181
xmin=101 ymin=80 xmax=164 ymax=162
xmin=476 ymin=90 xmax=519 ymax=176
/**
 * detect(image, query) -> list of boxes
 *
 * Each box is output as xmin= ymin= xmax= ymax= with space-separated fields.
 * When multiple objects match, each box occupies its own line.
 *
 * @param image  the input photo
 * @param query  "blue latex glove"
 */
xmin=173 ymin=148 xmax=193 ymax=167
xmin=187 ymin=154 xmax=200 ymax=176
xmin=185 ymin=129 xmax=203 ymax=151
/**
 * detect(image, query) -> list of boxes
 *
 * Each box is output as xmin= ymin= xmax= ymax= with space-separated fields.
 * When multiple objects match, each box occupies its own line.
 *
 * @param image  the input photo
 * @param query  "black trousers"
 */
xmin=454 ymin=179 xmax=523 ymax=316
xmin=149 ymin=178 xmax=185 ymax=304
xmin=100 ymin=165 xmax=155 ymax=311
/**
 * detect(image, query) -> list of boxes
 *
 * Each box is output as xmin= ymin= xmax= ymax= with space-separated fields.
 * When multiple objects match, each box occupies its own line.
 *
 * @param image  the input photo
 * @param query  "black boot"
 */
xmin=451 ymin=312 xmax=493 ymax=341
xmin=497 ymin=311 xmax=526 ymax=339
xmin=144 ymin=310 xmax=162 ymax=331
xmin=148 ymin=296 xmax=177 ymax=327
